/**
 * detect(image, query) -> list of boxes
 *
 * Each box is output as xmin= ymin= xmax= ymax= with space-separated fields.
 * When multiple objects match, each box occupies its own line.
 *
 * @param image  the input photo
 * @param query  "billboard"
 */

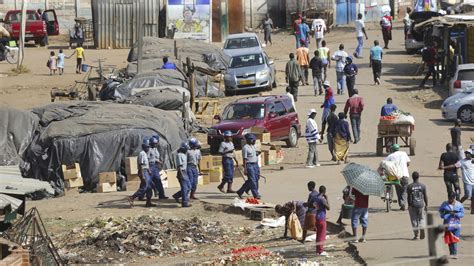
xmin=167 ymin=0 xmax=211 ymax=42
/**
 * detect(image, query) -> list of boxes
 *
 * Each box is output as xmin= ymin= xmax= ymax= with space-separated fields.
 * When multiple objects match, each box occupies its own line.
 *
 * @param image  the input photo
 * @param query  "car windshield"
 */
xmin=223 ymin=104 xmax=265 ymax=120
xmin=458 ymin=69 xmax=474 ymax=81
xmin=230 ymin=54 xmax=264 ymax=68
xmin=224 ymin=37 xmax=259 ymax=49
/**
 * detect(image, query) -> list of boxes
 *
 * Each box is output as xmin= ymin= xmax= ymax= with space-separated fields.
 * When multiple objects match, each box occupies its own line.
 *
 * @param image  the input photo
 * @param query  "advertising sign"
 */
xmin=167 ymin=0 xmax=211 ymax=42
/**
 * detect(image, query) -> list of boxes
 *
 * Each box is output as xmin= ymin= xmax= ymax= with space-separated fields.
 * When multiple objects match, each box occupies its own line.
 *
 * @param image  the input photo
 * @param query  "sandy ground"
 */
xmin=1 ymin=23 xmax=473 ymax=265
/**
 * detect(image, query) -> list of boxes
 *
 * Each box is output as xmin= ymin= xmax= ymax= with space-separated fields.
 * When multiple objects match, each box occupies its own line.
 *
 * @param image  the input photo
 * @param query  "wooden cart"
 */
xmin=376 ymin=123 xmax=416 ymax=156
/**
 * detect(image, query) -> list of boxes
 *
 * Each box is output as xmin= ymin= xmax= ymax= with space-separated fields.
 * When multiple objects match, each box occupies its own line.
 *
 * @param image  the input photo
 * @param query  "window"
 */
xmin=223 ymin=104 xmax=265 ymax=120
xmin=458 ymin=69 xmax=474 ymax=81
xmin=271 ymin=101 xmax=287 ymax=117
xmin=230 ymin=53 xmax=264 ymax=68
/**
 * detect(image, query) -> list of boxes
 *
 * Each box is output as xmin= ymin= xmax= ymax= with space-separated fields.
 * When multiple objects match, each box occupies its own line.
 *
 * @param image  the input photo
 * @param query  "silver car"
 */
xmin=223 ymin=33 xmax=262 ymax=57
xmin=441 ymin=87 xmax=474 ymax=123
xmin=224 ymin=48 xmax=276 ymax=96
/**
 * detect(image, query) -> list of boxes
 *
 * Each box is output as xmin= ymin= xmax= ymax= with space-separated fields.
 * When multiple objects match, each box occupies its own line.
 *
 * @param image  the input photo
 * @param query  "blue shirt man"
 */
xmin=370 ymin=45 xmax=383 ymax=61
xmin=381 ymin=98 xmax=398 ymax=116
xmin=161 ymin=56 xmax=177 ymax=70
xmin=370 ymin=40 xmax=383 ymax=85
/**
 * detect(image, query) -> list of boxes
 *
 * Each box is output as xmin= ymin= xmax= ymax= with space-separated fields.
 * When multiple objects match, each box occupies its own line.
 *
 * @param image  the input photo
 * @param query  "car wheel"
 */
xmin=224 ymin=90 xmax=235 ymax=97
xmin=406 ymin=49 xmax=416 ymax=55
xmin=457 ymin=105 xmax=473 ymax=123
xmin=285 ymin=126 xmax=298 ymax=147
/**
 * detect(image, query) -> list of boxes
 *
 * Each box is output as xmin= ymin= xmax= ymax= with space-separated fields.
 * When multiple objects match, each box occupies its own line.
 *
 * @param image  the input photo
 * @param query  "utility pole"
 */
xmin=137 ymin=0 xmax=145 ymax=74
xmin=427 ymin=212 xmax=448 ymax=266
xmin=17 ymin=0 xmax=27 ymax=70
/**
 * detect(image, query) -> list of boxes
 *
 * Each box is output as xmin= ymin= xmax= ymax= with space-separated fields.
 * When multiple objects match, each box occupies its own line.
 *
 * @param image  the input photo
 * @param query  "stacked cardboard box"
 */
xmin=199 ymin=155 xmax=222 ymax=170
xmin=96 ymin=172 xmax=117 ymax=193
xmin=164 ymin=169 xmax=180 ymax=188
xmin=62 ymin=163 xmax=84 ymax=189
xmin=125 ymin=156 xmax=141 ymax=182
xmin=250 ymin=127 xmax=271 ymax=144
xmin=263 ymin=150 xmax=277 ymax=165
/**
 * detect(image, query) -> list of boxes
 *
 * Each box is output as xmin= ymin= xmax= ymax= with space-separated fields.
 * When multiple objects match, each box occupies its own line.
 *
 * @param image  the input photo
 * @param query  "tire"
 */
xmin=224 ymin=90 xmax=235 ymax=97
xmin=285 ymin=126 xmax=298 ymax=147
xmin=272 ymin=78 xmax=277 ymax=88
xmin=376 ymin=137 xmax=383 ymax=156
xmin=406 ymin=49 xmax=416 ymax=55
xmin=457 ymin=105 xmax=473 ymax=123
xmin=409 ymin=137 xmax=416 ymax=156
xmin=5 ymin=50 xmax=18 ymax=64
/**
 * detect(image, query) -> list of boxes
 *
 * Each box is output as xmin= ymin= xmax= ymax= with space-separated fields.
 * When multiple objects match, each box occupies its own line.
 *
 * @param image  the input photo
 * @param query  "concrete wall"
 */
xmin=244 ymin=0 xmax=268 ymax=29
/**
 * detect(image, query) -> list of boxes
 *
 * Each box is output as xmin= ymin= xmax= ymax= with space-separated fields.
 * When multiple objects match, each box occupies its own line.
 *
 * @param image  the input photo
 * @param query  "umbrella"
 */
xmin=341 ymin=163 xmax=385 ymax=196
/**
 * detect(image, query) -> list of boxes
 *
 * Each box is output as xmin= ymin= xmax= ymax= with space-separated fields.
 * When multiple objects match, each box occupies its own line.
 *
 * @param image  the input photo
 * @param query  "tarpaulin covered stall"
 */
xmin=20 ymin=102 xmax=188 ymax=193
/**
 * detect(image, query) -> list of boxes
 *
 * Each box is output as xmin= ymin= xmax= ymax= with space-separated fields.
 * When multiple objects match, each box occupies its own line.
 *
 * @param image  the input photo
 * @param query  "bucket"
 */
xmin=341 ymin=204 xmax=354 ymax=219
xmin=81 ymin=64 xmax=89 ymax=72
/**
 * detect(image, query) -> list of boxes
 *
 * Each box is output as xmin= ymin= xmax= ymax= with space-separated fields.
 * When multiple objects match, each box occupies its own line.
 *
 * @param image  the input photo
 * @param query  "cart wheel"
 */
xmin=376 ymin=137 xmax=383 ymax=156
xmin=409 ymin=137 xmax=416 ymax=156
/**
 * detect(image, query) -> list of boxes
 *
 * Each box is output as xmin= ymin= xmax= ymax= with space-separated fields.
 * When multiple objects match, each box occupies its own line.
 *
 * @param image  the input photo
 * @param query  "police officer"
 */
xmin=187 ymin=138 xmax=201 ymax=200
xmin=128 ymin=139 xmax=154 ymax=207
xmin=217 ymin=131 xmax=239 ymax=193
xmin=343 ymin=56 xmax=358 ymax=97
xmin=237 ymin=133 xmax=261 ymax=199
xmin=149 ymin=136 xmax=168 ymax=200
xmin=172 ymin=142 xmax=192 ymax=207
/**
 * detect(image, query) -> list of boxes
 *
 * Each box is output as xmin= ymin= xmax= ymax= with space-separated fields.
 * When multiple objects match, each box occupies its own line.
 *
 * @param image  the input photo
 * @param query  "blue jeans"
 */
xmin=351 ymin=207 xmax=368 ymax=228
xmin=186 ymin=164 xmax=199 ymax=191
xmin=336 ymin=71 xmax=345 ymax=94
xmin=295 ymin=34 xmax=301 ymax=48
xmin=133 ymin=169 xmax=152 ymax=200
xmin=173 ymin=169 xmax=191 ymax=206
xmin=449 ymin=243 xmax=458 ymax=255
xmin=222 ymin=157 xmax=234 ymax=183
xmin=464 ymin=182 xmax=474 ymax=199
xmin=355 ymin=36 xmax=363 ymax=57
xmin=350 ymin=113 xmax=361 ymax=142
xmin=150 ymin=164 xmax=166 ymax=199
xmin=237 ymin=163 xmax=260 ymax=198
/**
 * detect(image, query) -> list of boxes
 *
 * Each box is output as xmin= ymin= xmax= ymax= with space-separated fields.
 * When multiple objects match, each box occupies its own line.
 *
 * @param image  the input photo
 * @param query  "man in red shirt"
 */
xmin=344 ymin=89 xmax=364 ymax=144
xmin=420 ymin=41 xmax=438 ymax=87
xmin=351 ymin=188 xmax=369 ymax=243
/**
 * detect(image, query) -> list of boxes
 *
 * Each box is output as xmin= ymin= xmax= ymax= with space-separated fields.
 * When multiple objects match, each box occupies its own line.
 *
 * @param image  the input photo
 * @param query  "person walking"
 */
xmin=299 ymin=18 xmax=310 ymax=47
xmin=439 ymin=143 xmax=461 ymax=200
xmin=343 ymin=56 xmax=358 ymax=97
xmin=459 ymin=149 xmax=474 ymax=214
xmin=68 ymin=43 xmax=85 ymax=74
xmin=353 ymin=13 xmax=368 ymax=58
xmin=369 ymin=40 xmax=383 ymax=85
xmin=297 ymin=44 xmax=310 ymax=85
xmin=439 ymin=192 xmax=465 ymax=258
xmin=344 ymin=89 xmax=364 ymax=144
xmin=57 ymin=49 xmax=66 ymax=75
xmin=149 ymin=136 xmax=167 ymax=200
xmin=331 ymin=112 xmax=351 ymax=164
xmin=263 ymin=14 xmax=273 ymax=46
xmin=351 ymin=188 xmax=369 ymax=243
xmin=302 ymin=181 xmax=318 ymax=242
xmin=285 ymin=86 xmax=296 ymax=111
xmin=275 ymin=201 xmax=307 ymax=238
xmin=380 ymin=12 xmax=392 ymax=49
xmin=380 ymin=98 xmax=398 ymax=116
xmin=311 ymin=14 xmax=326 ymax=49
xmin=320 ymin=104 xmax=338 ymax=161
xmin=162 ymin=56 xmax=177 ymax=70
xmin=407 ymin=171 xmax=428 ymax=240
xmin=237 ymin=134 xmax=261 ymax=199
xmin=451 ymin=120 xmax=463 ymax=159
xmin=293 ymin=15 xmax=302 ymax=48
xmin=318 ymin=40 xmax=331 ymax=81
xmin=172 ymin=142 xmax=192 ymax=207
xmin=285 ymin=53 xmax=302 ymax=102
xmin=187 ymin=138 xmax=201 ymax=200
xmin=320 ymin=81 xmax=335 ymax=124
xmin=47 ymin=51 xmax=57 ymax=76
xmin=128 ymin=140 xmax=154 ymax=207
xmin=315 ymin=185 xmax=330 ymax=256
xmin=309 ymin=50 xmax=324 ymax=96
xmin=403 ymin=7 xmax=412 ymax=39
xmin=386 ymin=144 xmax=411 ymax=211
xmin=331 ymin=44 xmax=348 ymax=95
xmin=420 ymin=41 xmax=437 ymax=87
xmin=37 ymin=9 xmax=49 ymax=46
xmin=217 ymin=131 xmax=239 ymax=193
xmin=305 ymin=109 xmax=320 ymax=168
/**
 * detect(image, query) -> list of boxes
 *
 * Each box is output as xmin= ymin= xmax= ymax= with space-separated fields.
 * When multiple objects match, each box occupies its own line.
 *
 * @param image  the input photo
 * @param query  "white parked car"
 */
xmin=442 ymin=87 xmax=474 ymax=123
xmin=449 ymin=63 xmax=474 ymax=96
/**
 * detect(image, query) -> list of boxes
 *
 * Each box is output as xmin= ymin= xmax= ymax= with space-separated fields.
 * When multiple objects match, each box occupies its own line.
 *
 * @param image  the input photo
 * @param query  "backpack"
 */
xmin=421 ymin=48 xmax=432 ymax=62
xmin=46 ymin=59 xmax=51 ymax=68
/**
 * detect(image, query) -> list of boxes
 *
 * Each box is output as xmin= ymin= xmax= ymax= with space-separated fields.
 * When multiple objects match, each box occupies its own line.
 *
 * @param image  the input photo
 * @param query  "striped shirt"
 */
xmin=305 ymin=118 xmax=320 ymax=143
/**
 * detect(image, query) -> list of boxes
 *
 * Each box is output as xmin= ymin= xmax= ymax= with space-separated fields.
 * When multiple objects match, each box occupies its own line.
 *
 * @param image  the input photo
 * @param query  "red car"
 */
xmin=2 ymin=9 xmax=59 ymax=46
xmin=207 ymin=95 xmax=301 ymax=154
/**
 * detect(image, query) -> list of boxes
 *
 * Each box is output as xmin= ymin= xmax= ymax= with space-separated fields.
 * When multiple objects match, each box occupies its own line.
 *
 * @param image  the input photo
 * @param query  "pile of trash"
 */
xmin=54 ymin=216 xmax=235 ymax=263
xmin=216 ymin=246 xmax=285 ymax=264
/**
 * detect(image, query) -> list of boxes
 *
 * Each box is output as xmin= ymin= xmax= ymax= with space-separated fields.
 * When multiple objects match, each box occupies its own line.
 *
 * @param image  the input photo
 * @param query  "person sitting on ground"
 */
xmin=161 ymin=56 xmax=177 ymax=70
xmin=380 ymin=97 xmax=398 ymax=116
xmin=275 ymin=201 xmax=307 ymax=238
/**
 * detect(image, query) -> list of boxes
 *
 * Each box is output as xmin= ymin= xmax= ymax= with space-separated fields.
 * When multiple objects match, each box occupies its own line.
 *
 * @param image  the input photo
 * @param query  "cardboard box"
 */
xmin=125 ymin=157 xmax=138 ymax=175
xmin=202 ymin=173 xmax=211 ymax=185
xmin=99 ymin=172 xmax=117 ymax=183
xmin=63 ymin=169 xmax=81 ymax=180
xmin=64 ymin=187 xmax=80 ymax=196
xmin=126 ymin=181 xmax=141 ymax=191
xmin=234 ymin=152 xmax=243 ymax=165
xmin=160 ymin=170 xmax=168 ymax=188
xmin=263 ymin=150 xmax=277 ymax=165
xmin=165 ymin=169 xmax=180 ymax=188
xmin=127 ymin=174 xmax=140 ymax=182
xmin=276 ymin=150 xmax=284 ymax=164
xmin=257 ymin=133 xmax=271 ymax=144
xmin=198 ymin=175 xmax=204 ymax=185
xmin=199 ymin=155 xmax=222 ymax=170
xmin=250 ymin=126 xmax=265 ymax=134
xmin=61 ymin=163 xmax=80 ymax=172
xmin=208 ymin=167 xmax=223 ymax=182
xmin=65 ymin=177 xmax=83 ymax=188
xmin=96 ymin=182 xmax=117 ymax=193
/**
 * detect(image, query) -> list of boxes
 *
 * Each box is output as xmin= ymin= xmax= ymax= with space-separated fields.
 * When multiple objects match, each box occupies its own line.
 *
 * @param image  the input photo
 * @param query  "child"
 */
xmin=48 ymin=51 xmax=57 ymax=75
xmin=69 ymin=43 xmax=85 ymax=74
xmin=57 ymin=49 xmax=65 ymax=75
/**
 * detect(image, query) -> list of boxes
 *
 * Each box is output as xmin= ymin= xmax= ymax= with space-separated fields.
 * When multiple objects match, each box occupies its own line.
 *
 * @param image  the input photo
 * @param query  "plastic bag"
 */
xmin=380 ymin=160 xmax=404 ymax=180
xmin=288 ymin=212 xmax=303 ymax=240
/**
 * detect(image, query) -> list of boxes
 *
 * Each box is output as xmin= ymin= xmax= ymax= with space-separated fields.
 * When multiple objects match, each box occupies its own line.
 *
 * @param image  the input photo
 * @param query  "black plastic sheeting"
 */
xmin=20 ymin=102 xmax=188 ymax=194
xmin=0 ymin=108 xmax=39 ymax=166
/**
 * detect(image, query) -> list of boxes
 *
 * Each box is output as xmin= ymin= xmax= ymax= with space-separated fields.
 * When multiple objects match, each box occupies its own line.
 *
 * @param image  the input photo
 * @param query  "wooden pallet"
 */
xmin=192 ymin=98 xmax=220 ymax=121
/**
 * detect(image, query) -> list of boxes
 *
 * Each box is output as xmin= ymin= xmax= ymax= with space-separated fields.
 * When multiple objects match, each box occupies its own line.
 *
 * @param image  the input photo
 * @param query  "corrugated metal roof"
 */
xmin=0 ymin=194 xmax=22 ymax=211
xmin=0 ymin=166 xmax=54 ymax=196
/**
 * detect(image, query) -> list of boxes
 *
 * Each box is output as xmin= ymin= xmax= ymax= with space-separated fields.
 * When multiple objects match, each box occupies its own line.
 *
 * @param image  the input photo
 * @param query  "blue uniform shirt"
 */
xmin=176 ymin=153 xmax=187 ymax=170
xmin=138 ymin=150 xmax=149 ymax=170
xmin=162 ymin=62 xmax=177 ymax=70
xmin=187 ymin=149 xmax=201 ymax=166
xmin=242 ymin=144 xmax=258 ymax=163
xmin=343 ymin=63 xmax=358 ymax=76
xmin=370 ymin=46 xmax=383 ymax=61
xmin=148 ymin=147 xmax=160 ymax=164
xmin=381 ymin=103 xmax=398 ymax=116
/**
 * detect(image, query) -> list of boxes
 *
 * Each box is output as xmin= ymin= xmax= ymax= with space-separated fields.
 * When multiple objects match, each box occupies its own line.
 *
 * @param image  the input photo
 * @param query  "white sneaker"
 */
xmin=305 ymin=165 xmax=315 ymax=168
xmin=318 ymin=251 xmax=328 ymax=256
xmin=315 ymin=164 xmax=321 ymax=167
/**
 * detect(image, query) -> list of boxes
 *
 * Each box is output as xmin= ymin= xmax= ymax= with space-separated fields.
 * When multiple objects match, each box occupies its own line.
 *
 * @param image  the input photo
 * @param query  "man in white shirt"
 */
xmin=331 ymin=44 xmax=348 ymax=95
xmin=460 ymin=149 xmax=474 ymax=214
xmin=386 ymin=144 xmax=411 ymax=211
xmin=305 ymin=109 xmax=320 ymax=168
xmin=311 ymin=15 xmax=327 ymax=49
xmin=285 ymin=86 xmax=296 ymax=111
xmin=353 ymin=13 xmax=368 ymax=59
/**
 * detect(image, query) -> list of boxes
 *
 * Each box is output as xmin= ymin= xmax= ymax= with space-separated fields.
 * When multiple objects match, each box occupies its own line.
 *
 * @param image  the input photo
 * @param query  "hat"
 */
xmin=465 ymin=149 xmax=473 ymax=155
xmin=323 ymin=81 xmax=330 ymax=87
xmin=151 ymin=136 xmax=159 ymax=144
xmin=180 ymin=141 xmax=189 ymax=150
xmin=346 ymin=56 xmax=353 ymax=62
xmin=189 ymin=137 xmax=198 ymax=146
xmin=142 ymin=138 xmax=150 ymax=147
xmin=307 ymin=108 xmax=317 ymax=116
xmin=244 ymin=133 xmax=256 ymax=141
xmin=391 ymin=144 xmax=400 ymax=151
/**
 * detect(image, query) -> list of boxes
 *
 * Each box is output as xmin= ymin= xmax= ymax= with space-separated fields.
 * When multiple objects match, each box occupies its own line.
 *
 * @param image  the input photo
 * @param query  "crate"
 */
xmin=99 ymin=172 xmax=116 ymax=183
xmin=207 ymin=167 xmax=223 ymax=182
xmin=62 ymin=163 xmax=81 ymax=180
xmin=65 ymin=177 xmax=83 ymax=188
xmin=202 ymin=173 xmax=211 ymax=185
xmin=96 ymin=182 xmax=117 ymax=193
xmin=199 ymin=155 xmax=222 ymax=170
xmin=263 ymin=150 xmax=277 ymax=165
xmin=125 ymin=157 xmax=138 ymax=175
xmin=64 ymin=187 xmax=80 ymax=196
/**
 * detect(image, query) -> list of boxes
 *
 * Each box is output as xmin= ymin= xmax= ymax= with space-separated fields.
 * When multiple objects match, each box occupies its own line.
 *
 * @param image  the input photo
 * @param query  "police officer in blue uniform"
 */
xmin=217 ymin=131 xmax=239 ymax=193
xmin=343 ymin=56 xmax=358 ymax=97
xmin=149 ymin=136 xmax=168 ymax=200
xmin=187 ymin=138 xmax=201 ymax=200
xmin=237 ymin=133 xmax=261 ymax=199
xmin=172 ymin=142 xmax=192 ymax=207
xmin=128 ymin=139 xmax=154 ymax=207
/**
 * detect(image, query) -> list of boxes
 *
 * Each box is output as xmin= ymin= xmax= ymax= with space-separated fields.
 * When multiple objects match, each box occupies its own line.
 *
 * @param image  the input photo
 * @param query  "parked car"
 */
xmin=2 ymin=9 xmax=58 ymax=46
xmin=224 ymin=48 xmax=276 ymax=96
xmin=441 ymin=87 xmax=474 ymax=123
xmin=223 ymin=33 xmax=262 ymax=57
xmin=207 ymin=95 xmax=301 ymax=154
xmin=449 ymin=63 xmax=474 ymax=95
xmin=405 ymin=11 xmax=441 ymax=54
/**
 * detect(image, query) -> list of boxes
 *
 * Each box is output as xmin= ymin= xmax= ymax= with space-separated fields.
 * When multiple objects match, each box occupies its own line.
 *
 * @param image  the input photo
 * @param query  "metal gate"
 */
xmin=336 ymin=0 xmax=357 ymax=25
xmin=114 ymin=3 xmax=133 ymax=48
